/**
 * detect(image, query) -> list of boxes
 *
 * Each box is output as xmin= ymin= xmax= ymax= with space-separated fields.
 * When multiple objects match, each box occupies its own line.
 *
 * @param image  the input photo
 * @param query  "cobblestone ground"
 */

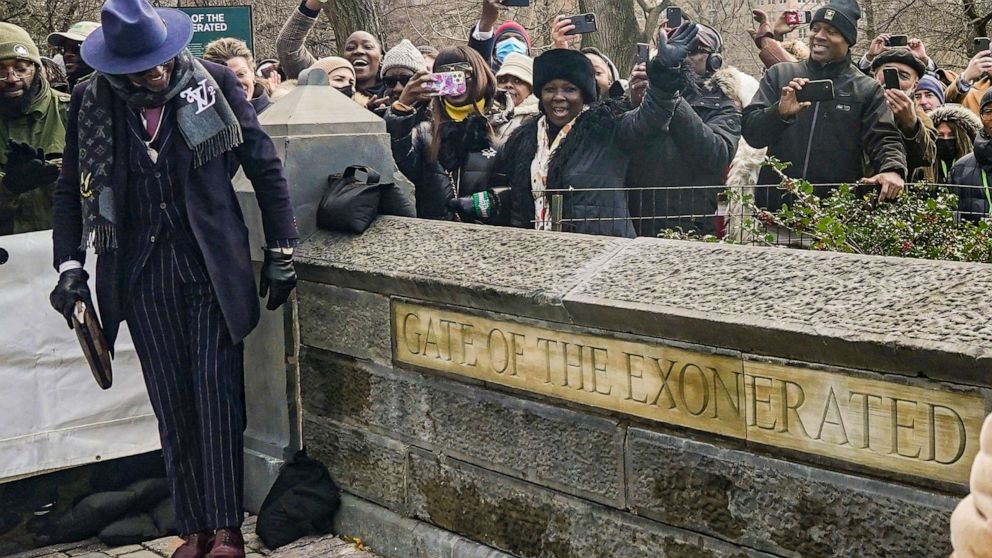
xmin=4 ymin=516 xmax=379 ymax=558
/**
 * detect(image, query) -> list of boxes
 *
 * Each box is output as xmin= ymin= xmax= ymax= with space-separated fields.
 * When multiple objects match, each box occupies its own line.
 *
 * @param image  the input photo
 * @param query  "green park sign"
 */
xmin=179 ymin=6 xmax=254 ymax=58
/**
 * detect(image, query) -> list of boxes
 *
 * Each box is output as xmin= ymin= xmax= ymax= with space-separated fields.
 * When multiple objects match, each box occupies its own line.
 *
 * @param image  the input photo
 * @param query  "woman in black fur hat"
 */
xmin=490 ymin=25 xmax=700 ymax=237
xmin=384 ymin=45 xmax=499 ymax=220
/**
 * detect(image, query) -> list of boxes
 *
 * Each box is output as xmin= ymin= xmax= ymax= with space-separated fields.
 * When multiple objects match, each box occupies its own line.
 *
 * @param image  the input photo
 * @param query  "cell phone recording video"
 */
xmin=886 ymin=35 xmax=908 ymax=47
xmin=784 ymin=11 xmax=811 ymax=25
xmin=975 ymin=37 xmax=991 ymax=54
xmin=795 ymin=79 xmax=835 ymax=103
xmin=666 ymin=6 xmax=683 ymax=28
xmin=564 ymin=13 xmax=597 ymax=35
xmin=883 ymin=68 xmax=900 ymax=90
xmin=425 ymin=71 xmax=467 ymax=97
xmin=635 ymin=43 xmax=650 ymax=66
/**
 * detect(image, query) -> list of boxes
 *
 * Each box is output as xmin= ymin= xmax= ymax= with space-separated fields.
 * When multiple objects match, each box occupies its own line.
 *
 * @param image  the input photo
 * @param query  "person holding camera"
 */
xmin=858 ymin=34 xmax=937 ymax=76
xmin=946 ymin=48 xmax=992 ymax=116
xmin=871 ymin=50 xmax=936 ymax=178
xmin=467 ymin=0 xmax=532 ymax=72
xmin=742 ymin=0 xmax=907 ymax=209
xmin=625 ymin=23 xmax=742 ymax=237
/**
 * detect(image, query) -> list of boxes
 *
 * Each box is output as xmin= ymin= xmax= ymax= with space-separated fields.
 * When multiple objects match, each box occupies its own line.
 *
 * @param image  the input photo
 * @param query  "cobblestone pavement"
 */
xmin=4 ymin=516 xmax=379 ymax=558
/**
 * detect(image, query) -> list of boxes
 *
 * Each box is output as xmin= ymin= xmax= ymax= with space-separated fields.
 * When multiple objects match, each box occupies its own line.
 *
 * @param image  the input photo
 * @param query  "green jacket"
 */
xmin=0 ymin=79 xmax=70 ymax=235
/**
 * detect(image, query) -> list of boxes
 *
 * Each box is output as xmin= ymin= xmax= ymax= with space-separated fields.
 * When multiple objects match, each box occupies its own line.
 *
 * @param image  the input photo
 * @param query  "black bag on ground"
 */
xmin=256 ymin=449 xmax=340 ymax=549
xmin=317 ymin=166 xmax=382 ymax=233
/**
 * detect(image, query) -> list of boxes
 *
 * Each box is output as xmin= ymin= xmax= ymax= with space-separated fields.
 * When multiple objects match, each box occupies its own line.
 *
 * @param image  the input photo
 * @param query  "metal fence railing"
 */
xmin=528 ymin=182 xmax=992 ymax=246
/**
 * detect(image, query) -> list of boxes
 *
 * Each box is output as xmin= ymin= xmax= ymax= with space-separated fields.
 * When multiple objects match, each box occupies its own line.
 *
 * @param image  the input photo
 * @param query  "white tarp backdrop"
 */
xmin=0 ymin=230 xmax=159 ymax=481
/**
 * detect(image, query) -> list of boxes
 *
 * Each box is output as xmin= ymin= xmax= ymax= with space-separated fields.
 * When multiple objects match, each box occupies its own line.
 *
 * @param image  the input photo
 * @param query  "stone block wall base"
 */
xmin=244 ymin=448 xmax=284 ymax=514
xmin=334 ymin=492 xmax=514 ymax=558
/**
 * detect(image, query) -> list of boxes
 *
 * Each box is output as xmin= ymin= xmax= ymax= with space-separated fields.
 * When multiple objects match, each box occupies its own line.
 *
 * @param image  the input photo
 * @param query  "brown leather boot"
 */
xmin=207 ymin=527 xmax=245 ymax=558
xmin=171 ymin=532 xmax=212 ymax=558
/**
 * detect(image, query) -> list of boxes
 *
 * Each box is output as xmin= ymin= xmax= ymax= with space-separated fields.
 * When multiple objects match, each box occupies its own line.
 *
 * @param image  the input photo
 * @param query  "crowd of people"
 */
xmin=2 ymin=0 xmax=992 ymax=554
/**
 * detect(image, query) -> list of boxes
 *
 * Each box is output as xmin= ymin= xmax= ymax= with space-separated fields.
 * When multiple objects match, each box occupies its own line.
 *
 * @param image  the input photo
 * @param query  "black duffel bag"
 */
xmin=256 ymin=449 xmax=340 ymax=549
xmin=317 ymin=165 xmax=383 ymax=233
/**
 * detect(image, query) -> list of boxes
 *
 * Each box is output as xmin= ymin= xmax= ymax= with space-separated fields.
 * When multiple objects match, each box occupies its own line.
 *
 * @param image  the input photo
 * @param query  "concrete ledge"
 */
xmin=334 ymin=492 xmax=514 ymax=558
xmin=296 ymin=218 xmax=992 ymax=385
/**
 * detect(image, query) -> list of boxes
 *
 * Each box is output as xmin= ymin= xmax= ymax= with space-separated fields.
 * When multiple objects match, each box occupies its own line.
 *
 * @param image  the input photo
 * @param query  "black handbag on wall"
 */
xmin=317 ymin=165 xmax=382 ymax=234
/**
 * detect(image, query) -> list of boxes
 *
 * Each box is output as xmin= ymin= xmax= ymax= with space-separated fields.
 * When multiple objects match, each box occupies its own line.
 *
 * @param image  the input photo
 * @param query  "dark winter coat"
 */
xmin=385 ymin=108 xmax=499 ymax=220
xmin=947 ymin=133 xmax=992 ymax=222
xmin=626 ymin=68 xmax=742 ymax=237
xmin=52 ymin=61 xmax=298 ymax=349
xmin=495 ymin=85 xmax=677 ymax=238
xmin=742 ymin=56 xmax=907 ymax=209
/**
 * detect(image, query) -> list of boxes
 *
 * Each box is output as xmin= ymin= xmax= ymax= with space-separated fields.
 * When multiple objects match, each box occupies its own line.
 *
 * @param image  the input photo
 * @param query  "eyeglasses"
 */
xmin=382 ymin=74 xmax=412 ymax=88
xmin=0 ymin=64 xmax=34 ymax=81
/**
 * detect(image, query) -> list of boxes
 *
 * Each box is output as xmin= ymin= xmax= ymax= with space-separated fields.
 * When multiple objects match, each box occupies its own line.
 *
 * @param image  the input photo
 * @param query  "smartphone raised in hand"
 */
xmin=976 ymin=37 xmax=991 ymax=55
xmin=635 ymin=43 xmax=650 ymax=65
xmin=784 ymin=10 xmax=811 ymax=25
xmin=499 ymin=0 xmax=530 ymax=6
xmin=883 ymin=68 xmax=900 ymax=90
xmin=795 ymin=79 xmax=834 ymax=103
xmin=564 ymin=13 xmax=597 ymax=35
xmin=666 ymin=6 xmax=682 ymax=28
xmin=425 ymin=71 xmax=467 ymax=97
xmin=886 ymin=35 xmax=908 ymax=47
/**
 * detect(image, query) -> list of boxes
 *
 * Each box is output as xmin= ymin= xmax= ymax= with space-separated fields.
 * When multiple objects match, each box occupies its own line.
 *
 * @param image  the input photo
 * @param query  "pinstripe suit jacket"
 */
xmin=53 ymin=60 xmax=298 ymax=349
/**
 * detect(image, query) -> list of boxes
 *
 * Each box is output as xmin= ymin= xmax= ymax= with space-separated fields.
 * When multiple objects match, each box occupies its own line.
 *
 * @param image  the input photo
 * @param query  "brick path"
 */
xmin=4 ymin=516 xmax=379 ymax=558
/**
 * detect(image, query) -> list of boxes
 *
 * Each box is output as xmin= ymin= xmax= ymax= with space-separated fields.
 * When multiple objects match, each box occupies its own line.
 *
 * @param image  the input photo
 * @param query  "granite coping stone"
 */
xmin=298 ymin=217 xmax=992 ymax=385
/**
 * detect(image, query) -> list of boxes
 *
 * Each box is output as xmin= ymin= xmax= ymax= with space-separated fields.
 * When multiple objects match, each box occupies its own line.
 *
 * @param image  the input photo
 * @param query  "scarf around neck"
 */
xmin=443 ymin=98 xmax=487 ymax=122
xmin=530 ymin=108 xmax=587 ymax=231
xmin=77 ymin=50 xmax=243 ymax=254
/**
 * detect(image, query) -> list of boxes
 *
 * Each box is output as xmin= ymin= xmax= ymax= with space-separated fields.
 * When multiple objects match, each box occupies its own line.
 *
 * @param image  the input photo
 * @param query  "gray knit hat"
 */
xmin=380 ymin=39 xmax=426 ymax=77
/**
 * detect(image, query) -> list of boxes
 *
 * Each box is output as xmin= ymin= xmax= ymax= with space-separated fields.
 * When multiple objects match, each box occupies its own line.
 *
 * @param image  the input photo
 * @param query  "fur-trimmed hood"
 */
xmin=930 ymin=104 xmax=983 ymax=142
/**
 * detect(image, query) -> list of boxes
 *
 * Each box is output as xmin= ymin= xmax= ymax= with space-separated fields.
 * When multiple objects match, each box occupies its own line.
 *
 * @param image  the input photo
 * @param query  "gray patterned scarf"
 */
xmin=77 ymin=50 xmax=243 ymax=253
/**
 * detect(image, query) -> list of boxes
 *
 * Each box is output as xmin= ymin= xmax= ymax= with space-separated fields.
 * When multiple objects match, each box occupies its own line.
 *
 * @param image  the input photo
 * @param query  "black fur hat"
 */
xmin=533 ymin=48 xmax=598 ymax=104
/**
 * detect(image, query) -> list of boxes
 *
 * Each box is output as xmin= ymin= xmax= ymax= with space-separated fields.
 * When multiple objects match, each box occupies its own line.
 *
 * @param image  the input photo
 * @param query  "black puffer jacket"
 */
xmin=495 ymin=85 xmax=677 ymax=238
xmin=626 ymin=68 xmax=742 ymax=236
xmin=947 ymin=133 xmax=992 ymax=222
xmin=742 ymin=56 xmax=907 ymax=209
xmin=386 ymin=109 xmax=499 ymax=220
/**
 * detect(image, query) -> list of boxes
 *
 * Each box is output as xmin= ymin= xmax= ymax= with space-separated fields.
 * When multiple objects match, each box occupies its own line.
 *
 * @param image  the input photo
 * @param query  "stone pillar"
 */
xmin=232 ymin=69 xmax=399 ymax=512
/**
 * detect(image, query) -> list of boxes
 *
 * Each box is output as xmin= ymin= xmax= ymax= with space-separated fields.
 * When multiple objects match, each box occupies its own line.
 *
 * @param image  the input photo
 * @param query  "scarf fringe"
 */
xmin=193 ymin=124 xmax=243 ymax=168
xmin=80 ymin=224 xmax=118 ymax=255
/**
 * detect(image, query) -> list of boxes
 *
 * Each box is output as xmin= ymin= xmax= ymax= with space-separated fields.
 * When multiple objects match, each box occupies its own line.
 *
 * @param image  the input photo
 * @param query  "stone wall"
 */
xmin=296 ymin=217 xmax=992 ymax=558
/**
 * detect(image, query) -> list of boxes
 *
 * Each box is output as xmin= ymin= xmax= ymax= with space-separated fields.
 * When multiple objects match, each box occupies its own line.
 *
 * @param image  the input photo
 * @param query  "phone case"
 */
xmin=666 ymin=8 xmax=682 ymax=27
xmin=795 ymin=80 xmax=834 ymax=103
xmin=976 ymin=38 xmax=991 ymax=53
xmin=565 ymin=13 xmax=597 ymax=35
xmin=428 ymin=71 xmax=467 ymax=97
xmin=883 ymin=69 xmax=900 ymax=90
xmin=636 ymin=44 xmax=650 ymax=65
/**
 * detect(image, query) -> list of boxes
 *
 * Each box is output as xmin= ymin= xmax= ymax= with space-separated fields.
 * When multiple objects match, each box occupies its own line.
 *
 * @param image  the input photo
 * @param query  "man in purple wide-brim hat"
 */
xmin=49 ymin=0 xmax=300 ymax=555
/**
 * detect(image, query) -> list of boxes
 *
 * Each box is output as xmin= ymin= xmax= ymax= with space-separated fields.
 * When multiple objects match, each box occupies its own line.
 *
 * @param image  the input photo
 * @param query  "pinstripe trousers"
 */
xmin=126 ymin=236 xmax=245 ymax=535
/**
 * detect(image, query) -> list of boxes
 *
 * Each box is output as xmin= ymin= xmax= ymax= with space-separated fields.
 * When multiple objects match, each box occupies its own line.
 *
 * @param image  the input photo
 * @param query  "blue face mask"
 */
xmin=496 ymin=38 xmax=527 ymax=63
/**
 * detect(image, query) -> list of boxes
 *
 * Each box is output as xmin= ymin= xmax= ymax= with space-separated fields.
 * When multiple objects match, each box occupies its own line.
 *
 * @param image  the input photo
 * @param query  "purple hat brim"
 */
xmin=81 ymin=8 xmax=192 ymax=75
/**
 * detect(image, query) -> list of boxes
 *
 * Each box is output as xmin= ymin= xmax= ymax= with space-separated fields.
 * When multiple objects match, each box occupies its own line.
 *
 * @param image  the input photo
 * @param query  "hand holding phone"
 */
xmin=425 ymin=71 xmax=467 ymax=97
xmin=795 ymin=79 xmax=834 ymax=103
xmin=976 ymin=37 xmax=991 ymax=55
xmin=886 ymin=34 xmax=908 ymax=47
xmin=882 ymin=68 xmax=900 ymax=90
xmin=564 ymin=13 xmax=597 ymax=35
xmin=635 ymin=43 xmax=650 ymax=65
xmin=784 ymin=10 xmax=811 ymax=25
xmin=666 ymin=6 xmax=683 ymax=29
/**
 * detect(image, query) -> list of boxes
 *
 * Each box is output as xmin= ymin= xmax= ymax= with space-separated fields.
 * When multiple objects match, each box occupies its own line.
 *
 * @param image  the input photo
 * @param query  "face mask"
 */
xmin=335 ymin=84 xmax=354 ymax=98
xmin=936 ymin=138 xmax=957 ymax=161
xmin=496 ymin=38 xmax=527 ymax=63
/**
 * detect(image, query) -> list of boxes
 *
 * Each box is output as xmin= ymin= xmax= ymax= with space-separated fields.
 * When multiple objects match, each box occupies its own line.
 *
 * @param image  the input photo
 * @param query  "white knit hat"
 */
xmin=380 ymin=39 xmax=425 ymax=76
xmin=496 ymin=52 xmax=533 ymax=87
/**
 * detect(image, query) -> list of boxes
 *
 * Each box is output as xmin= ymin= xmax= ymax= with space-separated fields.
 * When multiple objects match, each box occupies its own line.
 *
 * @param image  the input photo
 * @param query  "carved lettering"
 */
xmin=748 ymin=375 xmax=777 ymax=431
xmin=850 ymin=391 xmax=883 ymax=449
xmin=928 ymin=404 xmax=968 ymax=465
xmin=710 ymin=367 xmax=742 ymax=421
xmin=402 ymin=312 xmax=421 ymax=355
xmin=678 ymin=364 xmax=710 ymax=417
xmin=779 ymin=379 xmax=810 ymax=437
xmin=459 ymin=323 xmax=477 ymax=367
xmin=648 ymin=358 xmax=678 ymax=409
xmin=814 ymin=387 xmax=850 ymax=446
xmin=537 ymin=337 xmax=558 ymax=384
xmin=889 ymin=397 xmax=921 ymax=459
xmin=624 ymin=352 xmax=647 ymax=403
xmin=488 ymin=328 xmax=509 ymax=374
xmin=590 ymin=346 xmax=611 ymax=395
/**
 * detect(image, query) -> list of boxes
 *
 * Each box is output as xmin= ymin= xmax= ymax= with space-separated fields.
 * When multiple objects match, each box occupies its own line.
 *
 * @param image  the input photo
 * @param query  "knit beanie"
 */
xmin=0 ymin=22 xmax=41 ymax=67
xmin=495 ymin=21 xmax=532 ymax=49
xmin=534 ymin=48 xmax=597 ymax=104
xmin=309 ymin=56 xmax=355 ymax=80
xmin=981 ymin=88 xmax=992 ymax=113
xmin=915 ymin=75 xmax=945 ymax=105
xmin=870 ymin=48 xmax=926 ymax=79
xmin=380 ymin=39 xmax=426 ymax=77
xmin=496 ymin=52 xmax=533 ymax=86
xmin=810 ymin=0 xmax=861 ymax=46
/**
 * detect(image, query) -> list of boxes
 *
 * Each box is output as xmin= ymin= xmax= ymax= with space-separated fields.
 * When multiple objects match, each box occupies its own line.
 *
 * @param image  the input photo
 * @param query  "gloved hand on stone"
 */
xmin=3 ymin=140 xmax=60 ymax=195
xmin=259 ymin=250 xmax=297 ymax=311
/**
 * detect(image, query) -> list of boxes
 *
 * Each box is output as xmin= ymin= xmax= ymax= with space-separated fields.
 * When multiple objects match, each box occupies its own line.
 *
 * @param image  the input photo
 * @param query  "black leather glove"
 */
xmin=648 ymin=23 xmax=699 ymax=96
xmin=49 ymin=268 xmax=92 ymax=330
xmin=3 ymin=140 xmax=61 ymax=195
xmin=259 ymin=250 xmax=297 ymax=311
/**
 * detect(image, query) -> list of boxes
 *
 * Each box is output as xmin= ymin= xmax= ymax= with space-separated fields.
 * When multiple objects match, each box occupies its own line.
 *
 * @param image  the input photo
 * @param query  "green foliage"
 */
xmin=662 ymin=157 xmax=992 ymax=263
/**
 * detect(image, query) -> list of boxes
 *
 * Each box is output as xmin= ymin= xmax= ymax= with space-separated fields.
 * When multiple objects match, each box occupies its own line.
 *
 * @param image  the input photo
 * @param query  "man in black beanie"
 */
xmin=742 ymin=0 xmax=908 ymax=210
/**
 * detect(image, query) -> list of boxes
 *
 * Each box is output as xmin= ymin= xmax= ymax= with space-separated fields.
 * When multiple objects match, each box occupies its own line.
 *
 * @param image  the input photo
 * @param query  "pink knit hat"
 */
xmin=494 ymin=21 xmax=531 ymax=48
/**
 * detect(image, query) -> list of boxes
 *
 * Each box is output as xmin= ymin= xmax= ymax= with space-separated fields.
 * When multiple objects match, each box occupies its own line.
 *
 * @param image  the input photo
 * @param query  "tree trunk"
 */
xmin=323 ymin=0 xmax=386 ymax=53
xmin=578 ymin=0 xmax=640 ymax=75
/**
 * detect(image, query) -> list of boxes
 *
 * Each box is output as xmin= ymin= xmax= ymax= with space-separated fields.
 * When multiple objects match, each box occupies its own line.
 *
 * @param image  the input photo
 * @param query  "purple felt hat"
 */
xmin=81 ymin=0 xmax=192 ymax=75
